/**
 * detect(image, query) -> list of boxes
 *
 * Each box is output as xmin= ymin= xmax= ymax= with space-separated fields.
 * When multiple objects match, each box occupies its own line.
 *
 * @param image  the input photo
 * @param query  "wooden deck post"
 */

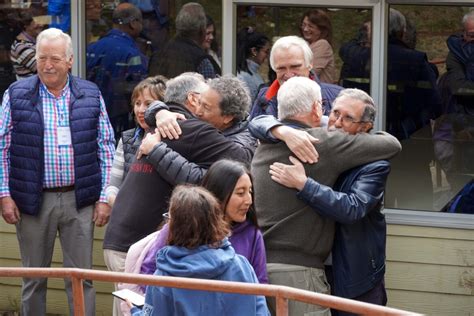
xmin=276 ymin=296 xmax=289 ymax=316
xmin=71 ymin=275 xmax=85 ymax=316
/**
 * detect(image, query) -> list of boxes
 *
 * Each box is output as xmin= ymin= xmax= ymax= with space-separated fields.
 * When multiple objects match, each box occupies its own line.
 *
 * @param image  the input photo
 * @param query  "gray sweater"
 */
xmin=251 ymin=126 xmax=401 ymax=268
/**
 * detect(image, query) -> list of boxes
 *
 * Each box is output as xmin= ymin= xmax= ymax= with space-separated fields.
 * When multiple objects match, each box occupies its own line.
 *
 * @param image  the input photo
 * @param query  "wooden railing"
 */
xmin=0 ymin=267 xmax=422 ymax=316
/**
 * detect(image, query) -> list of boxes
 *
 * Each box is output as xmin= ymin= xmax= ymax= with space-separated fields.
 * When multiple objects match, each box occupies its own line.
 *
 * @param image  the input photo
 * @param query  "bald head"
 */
xmin=113 ymin=3 xmax=143 ymax=37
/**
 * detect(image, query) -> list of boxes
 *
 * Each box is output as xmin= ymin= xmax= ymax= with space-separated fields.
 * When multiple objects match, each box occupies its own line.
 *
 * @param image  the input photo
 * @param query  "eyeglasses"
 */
xmin=162 ymin=212 xmax=170 ymax=222
xmin=330 ymin=110 xmax=367 ymax=124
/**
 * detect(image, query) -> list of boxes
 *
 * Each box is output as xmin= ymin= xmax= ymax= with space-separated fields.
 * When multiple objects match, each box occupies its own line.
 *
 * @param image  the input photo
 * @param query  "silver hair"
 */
xmin=269 ymin=36 xmax=313 ymax=71
xmin=175 ymin=2 xmax=206 ymax=39
xmin=333 ymin=88 xmax=377 ymax=123
xmin=207 ymin=75 xmax=251 ymax=122
xmin=277 ymin=76 xmax=322 ymax=120
xmin=389 ymin=8 xmax=406 ymax=38
xmin=462 ymin=10 xmax=474 ymax=26
xmin=36 ymin=28 xmax=73 ymax=59
xmin=164 ymin=73 xmax=207 ymax=105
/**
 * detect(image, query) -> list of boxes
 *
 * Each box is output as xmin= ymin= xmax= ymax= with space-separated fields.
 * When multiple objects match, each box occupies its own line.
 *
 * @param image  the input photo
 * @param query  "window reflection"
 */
xmin=385 ymin=6 xmax=474 ymax=214
xmin=236 ymin=6 xmax=372 ymax=93
xmin=0 ymin=2 xmax=68 ymax=95
xmin=85 ymin=1 xmax=222 ymax=140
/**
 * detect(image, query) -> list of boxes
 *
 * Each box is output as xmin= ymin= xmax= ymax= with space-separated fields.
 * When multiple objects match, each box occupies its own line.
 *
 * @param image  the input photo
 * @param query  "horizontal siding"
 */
xmin=386 ymin=234 xmax=474 ymax=266
xmin=386 ymin=261 xmax=473 ymax=295
xmin=0 ymin=222 xmax=113 ymax=315
xmin=386 ymin=224 xmax=474 ymax=314
xmin=387 ymin=289 xmax=474 ymax=316
xmin=0 ymin=284 xmax=113 ymax=316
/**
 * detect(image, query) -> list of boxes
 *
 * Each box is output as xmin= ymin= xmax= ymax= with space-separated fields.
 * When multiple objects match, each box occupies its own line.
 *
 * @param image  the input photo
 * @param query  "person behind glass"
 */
xmin=236 ymin=27 xmax=271 ymax=103
xmin=140 ymin=159 xmax=268 ymax=285
xmin=148 ymin=2 xmax=220 ymax=79
xmin=87 ymin=3 xmax=148 ymax=143
xmin=338 ymin=20 xmax=371 ymax=92
xmin=129 ymin=185 xmax=269 ymax=316
xmin=203 ymin=14 xmax=222 ymax=72
xmin=300 ymin=9 xmax=337 ymax=84
xmin=0 ymin=28 xmax=115 ymax=316
xmin=248 ymin=35 xmax=343 ymax=120
xmin=10 ymin=11 xmax=43 ymax=80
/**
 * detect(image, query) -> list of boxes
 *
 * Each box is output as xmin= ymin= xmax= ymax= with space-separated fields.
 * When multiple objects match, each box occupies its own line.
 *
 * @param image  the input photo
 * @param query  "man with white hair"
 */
xmin=251 ymin=77 xmax=401 ymax=315
xmin=0 ymin=28 xmax=115 ymax=315
xmin=249 ymin=35 xmax=342 ymax=119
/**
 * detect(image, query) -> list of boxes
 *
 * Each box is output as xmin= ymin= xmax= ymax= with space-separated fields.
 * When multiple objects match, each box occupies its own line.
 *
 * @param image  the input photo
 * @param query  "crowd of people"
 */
xmin=0 ymin=2 xmax=473 ymax=316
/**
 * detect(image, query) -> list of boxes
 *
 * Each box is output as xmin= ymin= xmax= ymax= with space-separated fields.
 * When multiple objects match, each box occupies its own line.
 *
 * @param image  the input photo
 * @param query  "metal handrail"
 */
xmin=0 ymin=267 xmax=422 ymax=316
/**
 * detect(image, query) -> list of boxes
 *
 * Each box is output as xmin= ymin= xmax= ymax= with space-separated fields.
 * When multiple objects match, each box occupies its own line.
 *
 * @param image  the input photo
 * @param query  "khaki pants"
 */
xmin=104 ymin=249 xmax=128 ymax=316
xmin=267 ymin=263 xmax=331 ymax=316
xmin=16 ymin=191 xmax=95 ymax=316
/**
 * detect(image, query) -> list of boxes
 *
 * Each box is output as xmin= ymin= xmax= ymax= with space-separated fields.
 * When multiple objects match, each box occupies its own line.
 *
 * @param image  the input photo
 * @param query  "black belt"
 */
xmin=43 ymin=185 xmax=75 ymax=193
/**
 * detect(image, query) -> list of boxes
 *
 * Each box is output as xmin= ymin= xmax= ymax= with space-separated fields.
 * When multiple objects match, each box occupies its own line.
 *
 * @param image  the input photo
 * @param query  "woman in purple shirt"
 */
xmin=141 ymin=159 xmax=268 ymax=284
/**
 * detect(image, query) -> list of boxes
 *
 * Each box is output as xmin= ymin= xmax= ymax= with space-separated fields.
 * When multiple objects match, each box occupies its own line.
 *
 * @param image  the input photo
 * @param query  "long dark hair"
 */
xmin=236 ymin=27 xmax=269 ymax=74
xmin=201 ymin=159 xmax=259 ymax=228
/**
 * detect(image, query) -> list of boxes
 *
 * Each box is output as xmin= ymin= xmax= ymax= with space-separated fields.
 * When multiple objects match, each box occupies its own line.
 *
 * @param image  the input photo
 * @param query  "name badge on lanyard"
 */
xmin=57 ymin=126 xmax=72 ymax=146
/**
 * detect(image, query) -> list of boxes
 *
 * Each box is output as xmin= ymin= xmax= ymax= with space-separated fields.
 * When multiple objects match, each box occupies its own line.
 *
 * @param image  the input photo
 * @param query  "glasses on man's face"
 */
xmin=330 ymin=109 xmax=366 ymax=124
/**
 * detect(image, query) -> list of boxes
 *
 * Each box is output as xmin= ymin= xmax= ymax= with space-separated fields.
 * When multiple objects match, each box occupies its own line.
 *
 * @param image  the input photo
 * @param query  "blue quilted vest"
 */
xmin=8 ymin=75 xmax=103 ymax=215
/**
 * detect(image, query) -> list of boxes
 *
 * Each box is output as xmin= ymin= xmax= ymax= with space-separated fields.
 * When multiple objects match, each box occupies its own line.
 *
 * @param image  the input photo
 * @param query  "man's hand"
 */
xmin=271 ymin=126 xmax=319 ymax=164
xmin=93 ymin=202 xmax=111 ymax=227
xmin=269 ymin=156 xmax=308 ymax=191
xmin=137 ymin=132 xmax=162 ymax=159
xmin=1 ymin=196 xmax=21 ymax=224
xmin=155 ymin=110 xmax=186 ymax=140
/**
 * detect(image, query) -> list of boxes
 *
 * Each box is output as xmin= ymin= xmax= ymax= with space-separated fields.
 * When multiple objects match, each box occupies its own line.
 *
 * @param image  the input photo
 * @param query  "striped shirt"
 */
xmin=10 ymin=32 xmax=37 ymax=80
xmin=0 ymin=78 xmax=115 ymax=202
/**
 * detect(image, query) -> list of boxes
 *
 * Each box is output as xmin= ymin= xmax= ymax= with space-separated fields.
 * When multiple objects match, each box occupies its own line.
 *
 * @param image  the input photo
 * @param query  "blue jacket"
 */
xmin=87 ymin=29 xmax=148 ymax=118
xmin=248 ymin=73 xmax=342 ymax=120
xmin=131 ymin=239 xmax=269 ymax=316
xmin=8 ymin=75 xmax=103 ymax=215
xmin=297 ymin=160 xmax=390 ymax=298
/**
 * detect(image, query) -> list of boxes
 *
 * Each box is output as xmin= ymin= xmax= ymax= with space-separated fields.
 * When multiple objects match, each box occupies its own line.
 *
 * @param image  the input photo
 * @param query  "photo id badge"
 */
xmin=57 ymin=126 xmax=72 ymax=146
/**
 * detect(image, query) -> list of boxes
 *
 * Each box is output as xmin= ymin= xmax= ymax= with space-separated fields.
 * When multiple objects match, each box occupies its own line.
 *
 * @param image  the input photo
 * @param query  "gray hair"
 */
xmin=164 ymin=73 xmax=207 ymax=105
xmin=333 ymin=88 xmax=377 ymax=123
xmin=269 ymin=36 xmax=313 ymax=71
xmin=207 ymin=75 xmax=251 ymax=123
xmin=389 ymin=8 xmax=406 ymax=38
xmin=462 ymin=10 xmax=474 ymax=26
xmin=36 ymin=28 xmax=73 ymax=59
xmin=175 ymin=2 xmax=206 ymax=39
xmin=277 ymin=76 xmax=321 ymax=120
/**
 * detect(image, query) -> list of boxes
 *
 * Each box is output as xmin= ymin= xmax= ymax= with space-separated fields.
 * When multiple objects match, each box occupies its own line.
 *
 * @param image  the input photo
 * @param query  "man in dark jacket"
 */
xmin=0 ymin=28 xmax=115 ymax=316
xmin=148 ymin=2 xmax=219 ymax=79
xmin=250 ymin=77 xmax=401 ymax=315
xmin=266 ymin=88 xmax=392 ymax=315
xmin=139 ymin=74 xmax=257 ymax=184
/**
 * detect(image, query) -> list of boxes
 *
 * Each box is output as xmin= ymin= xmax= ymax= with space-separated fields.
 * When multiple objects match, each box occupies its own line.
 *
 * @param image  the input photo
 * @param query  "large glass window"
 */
xmin=0 ymin=1 xmax=71 ymax=95
xmin=384 ymin=5 xmax=474 ymax=214
xmin=234 ymin=5 xmax=372 ymax=92
xmin=84 ymin=0 xmax=222 ymax=140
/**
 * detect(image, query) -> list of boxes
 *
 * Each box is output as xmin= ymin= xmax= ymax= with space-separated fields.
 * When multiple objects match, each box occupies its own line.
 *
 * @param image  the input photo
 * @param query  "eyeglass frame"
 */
xmin=329 ymin=109 xmax=369 ymax=124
